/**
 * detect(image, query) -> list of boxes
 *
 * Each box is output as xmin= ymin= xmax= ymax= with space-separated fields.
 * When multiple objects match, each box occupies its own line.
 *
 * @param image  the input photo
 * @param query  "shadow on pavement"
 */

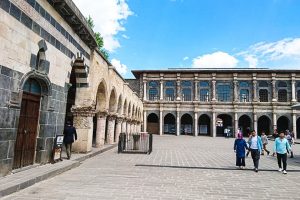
xmin=135 ymin=164 xmax=300 ymax=172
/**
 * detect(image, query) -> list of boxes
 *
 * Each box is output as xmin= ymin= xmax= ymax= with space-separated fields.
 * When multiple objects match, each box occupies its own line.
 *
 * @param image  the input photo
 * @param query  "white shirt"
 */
xmin=250 ymin=136 xmax=258 ymax=149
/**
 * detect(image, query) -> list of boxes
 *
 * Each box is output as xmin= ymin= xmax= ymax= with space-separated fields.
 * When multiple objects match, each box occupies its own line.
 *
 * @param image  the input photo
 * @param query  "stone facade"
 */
xmin=0 ymin=0 xmax=143 ymax=176
xmin=132 ymin=69 xmax=300 ymax=139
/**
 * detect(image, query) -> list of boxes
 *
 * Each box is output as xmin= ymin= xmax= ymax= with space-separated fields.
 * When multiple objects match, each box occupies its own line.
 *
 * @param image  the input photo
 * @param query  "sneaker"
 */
xmin=255 ymin=168 xmax=258 ymax=172
xmin=278 ymin=168 xmax=283 ymax=172
xmin=282 ymin=170 xmax=287 ymax=174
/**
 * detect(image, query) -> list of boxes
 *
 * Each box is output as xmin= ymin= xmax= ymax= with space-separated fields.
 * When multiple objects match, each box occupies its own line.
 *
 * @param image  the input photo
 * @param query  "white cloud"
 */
xmin=183 ymin=56 xmax=189 ymax=61
xmin=111 ymin=58 xmax=128 ymax=75
xmin=73 ymin=0 xmax=133 ymax=52
xmin=122 ymin=34 xmax=130 ymax=39
xmin=244 ymin=55 xmax=258 ymax=68
xmin=192 ymin=51 xmax=238 ymax=68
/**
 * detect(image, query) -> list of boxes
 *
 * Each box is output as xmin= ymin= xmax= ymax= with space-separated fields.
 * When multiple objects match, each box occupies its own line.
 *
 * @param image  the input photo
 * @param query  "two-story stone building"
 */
xmin=0 ymin=0 xmax=143 ymax=176
xmin=131 ymin=68 xmax=300 ymax=139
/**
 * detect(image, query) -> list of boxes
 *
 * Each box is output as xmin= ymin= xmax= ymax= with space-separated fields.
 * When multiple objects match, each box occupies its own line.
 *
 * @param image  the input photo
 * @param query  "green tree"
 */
xmin=86 ymin=15 xmax=109 ymax=59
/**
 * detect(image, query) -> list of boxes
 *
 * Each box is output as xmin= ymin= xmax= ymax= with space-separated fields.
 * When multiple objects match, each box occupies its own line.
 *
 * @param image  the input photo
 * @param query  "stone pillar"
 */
xmin=115 ymin=117 xmax=123 ymax=143
xmin=107 ymin=115 xmax=116 ymax=144
xmin=160 ymin=79 xmax=164 ymax=100
xmin=194 ymin=74 xmax=199 ymax=101
xmin=292 ymin=113 xmax=297 ymax=139
xmin=122 ymin=120 xmax=127 ymax=133
xmin=253 ymin=78 xmax=257 ymax=102
xmin=253 ymin=113 xmax=257 ymax=132
xmin=127 ymin=121 xmax=131 ymax=134
xmin=95 ymin=111 xmax=108 ymax=148
xmin=72 ymin=106 xmax=95 ymax=153
xmin=234 ymin=112 xmax=238 ymax=137
xmin=273 ymin=112 xmax=277 ymax=132
xmin=176 ymin=80 xmax=181 ymax=101
xmin=272 ymin=75 xmax=277 ymax=102
xmin=159 ymin=110 xmax=163 ymax=135
xmin=292 ymin=79 xmax=296 ymax=102
xmin=212 ymin=79 xmax=216 ymax=101
xmin=233 ymin=80 xmax=238 ymax=102
xmin=212 ymin=111 xmax=216 ymax=137
xmin=143 ymin=81 xmax=147 ymax=101
xmin=143 ymin=111 xmax=147 ymax=132
xmin=194 ymin=112 xmax=198 ymax=136
xmin=176 ymin=110 xmax=180 ymax=136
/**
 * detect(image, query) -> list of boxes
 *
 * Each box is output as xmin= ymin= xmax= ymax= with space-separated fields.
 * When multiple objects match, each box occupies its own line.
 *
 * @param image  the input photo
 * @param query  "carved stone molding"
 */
xmin=72 ymin=105 xmax=96 ymax=117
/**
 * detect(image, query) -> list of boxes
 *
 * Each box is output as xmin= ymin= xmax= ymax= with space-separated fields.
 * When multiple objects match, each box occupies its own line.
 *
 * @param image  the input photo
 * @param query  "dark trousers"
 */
xmin=250 ymin=149 xmax=260 ymax=169
xmin=262 ymin=144 xmax=270 ymax=155
xmin=277 ymin=153 xmax=287 ymax=170
xmin=236 ymin=156 xmax=245 ymax=167
xmin=65 ymin=143 xmax=72 ymax=159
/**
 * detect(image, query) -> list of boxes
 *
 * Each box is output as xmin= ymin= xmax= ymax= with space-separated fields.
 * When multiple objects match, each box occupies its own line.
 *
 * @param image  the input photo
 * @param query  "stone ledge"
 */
xmin=0 ymin=144 xmax=117 ymax=198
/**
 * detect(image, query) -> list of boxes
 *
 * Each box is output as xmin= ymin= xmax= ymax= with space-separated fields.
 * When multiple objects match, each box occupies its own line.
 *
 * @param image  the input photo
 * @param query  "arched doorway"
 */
xmin=258 ymin=115 xmax=271 ymax=135
xmin=216 ymin=114 xmax=232 ymax=137
xmin=198 ymin=114 xmax=210 ymax=136
xmin=164 ymin=113 xmax=176 ymax=134
xmin=297 ymin=117 xmax=300 ymax=139
xmin=277 ymin=116 xmax=290 ymax=133
xmin=238 ymin=115 xmax=251 ymax=137
xmin=181 ymin=113 xmax=193 ymax=135
xmin=14 ymin=78 xmax=42 ymax=169
xmin=147 ymin=113 xmax=159 ymax=134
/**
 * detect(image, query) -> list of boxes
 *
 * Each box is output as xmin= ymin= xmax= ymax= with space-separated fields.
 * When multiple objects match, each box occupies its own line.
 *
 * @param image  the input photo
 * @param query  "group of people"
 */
xmin=234 ymin=129 xmax=295 ymax=174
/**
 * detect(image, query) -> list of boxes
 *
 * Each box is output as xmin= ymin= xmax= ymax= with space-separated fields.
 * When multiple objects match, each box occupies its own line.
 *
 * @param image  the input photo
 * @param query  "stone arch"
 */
xmin=147 ymin=113 xmax=159 ymax=134
xmin=96 ymin=80 xmax=107 ymax=112
xmin=277 ymin=115 xmax=290 ymax=133
xmin=216 ymin=114 xmax=233 ymax=137
xmin=117 ymin=94 xmax=123 ymax=115
xmin=128 ymin=102 xmax=131 ymax=118
xmin=132 ymin=104 xmax=135 ymax=119
xmin=181 ymin=113 xmax=193 ymax=135
xmin=71 ymin=52 xmax=89 ymax=88
xmin=108 ymin=88 xmax=117 ymax=113
xmin=198 ymin=114 xmax=211 ymax=136
xmin=238 ymin=114 xmax=252 ymax=137
xmin=123 ymin=99 xmax=128 ymax=117
xmin=164 ymin=113 xmax=176 ymax=135
xmin=258 ymin=115 xmax=271 ymax=135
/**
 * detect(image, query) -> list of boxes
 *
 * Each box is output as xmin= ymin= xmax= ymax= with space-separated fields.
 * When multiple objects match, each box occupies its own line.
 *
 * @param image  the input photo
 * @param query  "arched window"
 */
xmin=259 ymin=89 xmax=268 ymax=102
xmin=199 ymin=81 xmax=210 ymax=102
xmin=278 ymin=89 xmax=288 ymax=102
xmin=148 ymin=81 xmax=159 ymax=101
xmin=164 ymin=81 xmax=176 ymax=101
xmin=23 ymin=78 xmax=41 ymax=95
xmin=217 ymin=84 xmax=231 ymax=102
xmin=181 ymin=81 xmax=192 ymax=101
xmin=240 ymin=89 xmax=249 ymax=102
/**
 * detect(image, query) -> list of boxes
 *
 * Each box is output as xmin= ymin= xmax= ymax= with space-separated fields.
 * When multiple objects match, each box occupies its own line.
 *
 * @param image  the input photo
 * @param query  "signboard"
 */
xmin=52 ymin=135 xmax=64 ymax=162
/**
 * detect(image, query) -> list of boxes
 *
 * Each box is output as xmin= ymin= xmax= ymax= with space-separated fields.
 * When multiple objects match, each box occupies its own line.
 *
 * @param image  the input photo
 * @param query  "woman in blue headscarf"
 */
xmin=234 ymin=132 xmax=249 ymax=169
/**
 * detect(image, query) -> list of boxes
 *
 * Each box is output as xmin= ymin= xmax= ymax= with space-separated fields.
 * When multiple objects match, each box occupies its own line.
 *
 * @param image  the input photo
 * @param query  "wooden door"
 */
xmin=13 ymin=92 xmax=40 ymax=169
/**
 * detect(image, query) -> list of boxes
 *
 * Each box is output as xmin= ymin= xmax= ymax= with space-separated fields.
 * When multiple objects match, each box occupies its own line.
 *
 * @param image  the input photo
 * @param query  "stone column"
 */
xmin=159 ymin=110 xmax=163 ymax=135
xmin=272 ymin=75 xmax=277 ymax=102
xmin=176 ymin=80 xmax=181 ymax=101
xmin=212 ymin=111 xmax=216 ymax=137
xmin=233 ymin=80 xmax=238 ymax=102
xmin=160 ymin=79 xmax=164 ymax=100
xmin=253 ymin=79 xmax=257 ymax=102
xmin=72 ymin=106 xmax=95 ymax=153
xmin=143 ymin=81 xmax=147 ymax=101
xmin=122 ymin=119 xmax=127 ymax=133
xmin=176 ymin=110 xmax=180 ymax=136
xmin=212 ymin=79 xmax=216 ymax=101
xmin=292 ymin=79 xmax=296 ymax=102
xmin=194 ymin=112 xmax=198 ymax=136
xmin=253 ymin=113 xmax=257 ymax=132
xmin=292 ymin=113 xmax=297 ymax=139
xmin=273 ymin=112 xmax=277 ymax=132
xmin=107 ymin=115 xmax=116 ymax=144
xmin=234 ymin=112 xmax=238 ymax=137
xmin=143 ymin=111 xmax=147 ymax=132
xmin=127 ymin=121 xmax=131 ymax=134
xmin=95 ymin=111 xmax=108 ymax=148
xmin=115 ymin=117 xmax=123 ymax=143
xmin=194 ymin=75 xmax=199 ymax=101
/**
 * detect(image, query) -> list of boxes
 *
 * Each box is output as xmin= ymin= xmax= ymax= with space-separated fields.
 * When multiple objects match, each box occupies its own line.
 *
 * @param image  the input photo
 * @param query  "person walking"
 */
xmin=234 ymin=132 xmax=248 ymax=169
xmin=63 ymin=121 xmax=77 ymax=160
xmin=285 ymin=130 xmax=295 ymax=158
xmin=273 ymin=131 xmax=291 ymax=174
xmin=261 ymin=131 xmax=270 ymax=155
xmin=248 ymin=130 xmax=263 ymax=172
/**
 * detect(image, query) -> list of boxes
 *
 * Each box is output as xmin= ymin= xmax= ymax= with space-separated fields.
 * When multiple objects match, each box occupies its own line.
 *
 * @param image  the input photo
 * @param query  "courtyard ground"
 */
xmin=3 ymin=135 xmax=300 ymax=200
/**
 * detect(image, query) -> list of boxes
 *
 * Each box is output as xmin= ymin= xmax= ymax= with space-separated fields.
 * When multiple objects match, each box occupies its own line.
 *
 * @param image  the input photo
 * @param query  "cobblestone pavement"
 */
xmin=3 ymin=136 xmax=300 ymax=200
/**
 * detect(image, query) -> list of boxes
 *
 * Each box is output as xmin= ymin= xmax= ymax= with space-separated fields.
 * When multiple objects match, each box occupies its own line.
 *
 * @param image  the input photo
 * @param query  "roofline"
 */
xmin=131 ymin=68 xmax=300 ymax=78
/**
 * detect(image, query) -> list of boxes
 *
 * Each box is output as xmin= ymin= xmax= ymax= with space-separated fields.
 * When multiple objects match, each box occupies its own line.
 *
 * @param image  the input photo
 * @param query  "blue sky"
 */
xmin=74 ymin=0 xmax=300 ymax=78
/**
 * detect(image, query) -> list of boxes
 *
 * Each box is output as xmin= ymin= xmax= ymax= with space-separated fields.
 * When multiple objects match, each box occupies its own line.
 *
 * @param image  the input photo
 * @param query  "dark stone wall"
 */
xmin=0 ymin=66 xmax=68 ymax=176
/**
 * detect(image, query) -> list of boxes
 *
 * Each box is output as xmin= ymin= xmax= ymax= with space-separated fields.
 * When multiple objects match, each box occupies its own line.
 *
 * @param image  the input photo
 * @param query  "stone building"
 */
xmin=131 ymin=69 xmax=300 ymax=139
xmin=0 ymin=0 xmax=143 ymax=176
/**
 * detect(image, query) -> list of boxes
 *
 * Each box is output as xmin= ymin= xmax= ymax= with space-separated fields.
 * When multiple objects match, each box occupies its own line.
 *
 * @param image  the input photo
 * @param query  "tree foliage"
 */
xmin=86 ymin=15 xmax=109 ymax=59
